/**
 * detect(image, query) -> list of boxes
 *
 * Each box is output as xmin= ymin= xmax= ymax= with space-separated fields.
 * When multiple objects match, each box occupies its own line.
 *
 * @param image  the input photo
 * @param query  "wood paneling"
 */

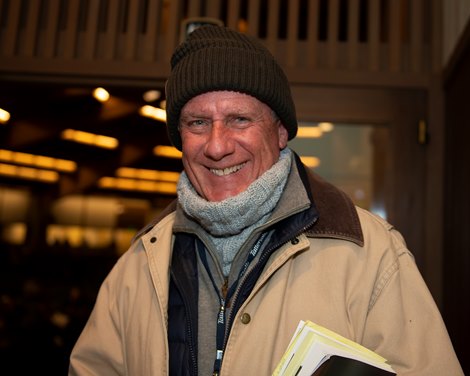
xmin=0 ymin=0 xmax=436 ymax=87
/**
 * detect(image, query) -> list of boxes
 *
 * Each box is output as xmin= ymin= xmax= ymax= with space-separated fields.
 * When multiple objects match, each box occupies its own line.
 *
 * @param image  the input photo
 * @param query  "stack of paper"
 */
xmin=273 ymin=320 xmax=396 ymax=376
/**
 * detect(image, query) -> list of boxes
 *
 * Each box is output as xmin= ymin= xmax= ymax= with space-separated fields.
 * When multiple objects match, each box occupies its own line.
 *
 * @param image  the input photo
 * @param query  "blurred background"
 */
xmin=0 ymin=0 xmax=469 ymax=374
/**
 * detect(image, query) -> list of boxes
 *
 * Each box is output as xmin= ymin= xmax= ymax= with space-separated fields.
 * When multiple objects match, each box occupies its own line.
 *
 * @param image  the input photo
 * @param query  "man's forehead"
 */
xmin=181 ymin=90 xmax=271 ymax=113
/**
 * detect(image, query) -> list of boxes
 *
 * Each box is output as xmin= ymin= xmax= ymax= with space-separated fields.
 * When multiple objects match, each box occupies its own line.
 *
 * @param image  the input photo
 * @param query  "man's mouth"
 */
xmin=210 ymin=162 xmax=246 ymax=176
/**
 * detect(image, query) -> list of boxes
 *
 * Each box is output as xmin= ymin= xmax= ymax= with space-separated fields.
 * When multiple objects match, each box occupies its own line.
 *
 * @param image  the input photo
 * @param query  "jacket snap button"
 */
xmin=291 ymin=238 xmax=299 ymax=245
xmin=240 ymin=313 xmax=251 ymax=324
xmin=150 ymin=237 xmax=157 ymax=243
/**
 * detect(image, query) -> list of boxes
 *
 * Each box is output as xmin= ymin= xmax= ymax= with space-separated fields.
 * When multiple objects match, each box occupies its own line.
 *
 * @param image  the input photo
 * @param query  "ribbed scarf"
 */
xmin=177 ymin=148 xmax=292 ymax=276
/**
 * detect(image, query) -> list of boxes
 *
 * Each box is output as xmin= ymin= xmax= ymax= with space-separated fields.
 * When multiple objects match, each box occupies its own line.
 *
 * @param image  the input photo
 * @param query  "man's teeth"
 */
xmin=210 ymin=163 xmax=245 ymax=176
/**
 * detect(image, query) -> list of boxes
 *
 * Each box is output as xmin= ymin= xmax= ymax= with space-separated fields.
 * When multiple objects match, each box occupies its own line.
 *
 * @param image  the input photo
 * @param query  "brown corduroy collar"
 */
xmin=302 ymin=166 xmax=364 ymax=246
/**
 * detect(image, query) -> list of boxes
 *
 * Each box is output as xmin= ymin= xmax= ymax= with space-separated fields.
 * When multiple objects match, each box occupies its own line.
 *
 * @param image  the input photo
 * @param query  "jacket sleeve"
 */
xmin=69 ymin=263 xmax=126 ymax=376
xmin=363 ymin=228 xmax=463 ymax=375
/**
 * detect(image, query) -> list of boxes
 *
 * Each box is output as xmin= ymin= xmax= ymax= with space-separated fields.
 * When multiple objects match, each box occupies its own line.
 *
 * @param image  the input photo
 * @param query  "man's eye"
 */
xmin=227 ymin=116 xmax=250 ymax=128
xmin=230 ymin=116 xmax=251 ymax=127
xmin=181 ymin=119 xmax=209 ymax=133
xmin=189 ymin=120 xmax=206 ymax=126
xmin=182 ymin=119 xmax=207 ymax=128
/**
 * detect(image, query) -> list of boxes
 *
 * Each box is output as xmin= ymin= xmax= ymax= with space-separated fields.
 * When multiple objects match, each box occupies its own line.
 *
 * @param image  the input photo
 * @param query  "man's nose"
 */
xmin=203 ymin=122 xmax=234 ymax=160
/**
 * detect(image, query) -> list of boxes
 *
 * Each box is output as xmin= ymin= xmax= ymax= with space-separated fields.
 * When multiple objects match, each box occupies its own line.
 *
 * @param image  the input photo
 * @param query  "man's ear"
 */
xmin=278 ymin=123 xmax=289 ymax=148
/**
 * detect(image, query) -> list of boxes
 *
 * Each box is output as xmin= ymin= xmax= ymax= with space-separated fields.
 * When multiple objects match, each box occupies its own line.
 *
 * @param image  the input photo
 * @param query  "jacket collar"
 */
xmin=293 ymin=153 xmax=364 ymax=246
xmin=133 ymin=152 xmax=363 ymax=247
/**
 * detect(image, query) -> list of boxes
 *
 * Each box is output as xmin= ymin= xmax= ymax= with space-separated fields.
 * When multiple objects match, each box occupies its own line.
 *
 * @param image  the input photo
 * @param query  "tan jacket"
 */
xmin=69 ymin=164 xmax=463 ymax=375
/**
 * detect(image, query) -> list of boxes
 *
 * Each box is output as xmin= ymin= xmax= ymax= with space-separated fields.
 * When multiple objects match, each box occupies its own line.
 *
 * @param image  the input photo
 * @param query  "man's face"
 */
xmin=179 ymin=91 xmax=289 ymax=202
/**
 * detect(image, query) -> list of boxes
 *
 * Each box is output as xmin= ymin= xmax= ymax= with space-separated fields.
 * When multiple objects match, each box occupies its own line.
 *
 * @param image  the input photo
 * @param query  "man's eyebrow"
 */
xmin=180 ymin=112 xmax=207 ymax=119
xmin=181 ymin=108 xmax=254 ymax=117
xmin=225 ymin=108 xmax=257 ymax=116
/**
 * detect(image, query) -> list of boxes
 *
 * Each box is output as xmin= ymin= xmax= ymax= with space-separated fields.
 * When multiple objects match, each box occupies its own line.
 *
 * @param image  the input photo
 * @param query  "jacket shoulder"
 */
xmin=131 ymin=200 xmax=177 ymax=244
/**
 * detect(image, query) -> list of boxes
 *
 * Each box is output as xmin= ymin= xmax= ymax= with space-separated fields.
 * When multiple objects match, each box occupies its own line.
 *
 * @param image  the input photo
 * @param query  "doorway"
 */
xmin=289 ymin=122 xmax=390 ymax=221
xmin=291 ymin=85 xmax=429 ymax=278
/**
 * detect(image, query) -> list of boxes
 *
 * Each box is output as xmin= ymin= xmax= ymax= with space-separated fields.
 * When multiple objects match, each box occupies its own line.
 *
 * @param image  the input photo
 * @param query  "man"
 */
xmin=69 ymin=25 xmax=463 ymax=375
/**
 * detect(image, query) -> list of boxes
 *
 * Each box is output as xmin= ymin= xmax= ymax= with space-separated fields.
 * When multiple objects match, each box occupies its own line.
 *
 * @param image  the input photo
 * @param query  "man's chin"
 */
xmin=203 ymin=186 xmax=247 ymax=202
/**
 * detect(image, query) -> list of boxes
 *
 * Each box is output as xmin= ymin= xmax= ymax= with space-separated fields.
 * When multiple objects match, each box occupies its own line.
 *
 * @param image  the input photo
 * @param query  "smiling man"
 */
xmin=179 ymin=91 xmax=288 ymax=202
xmin=69 ymin=26 xmax=463 ymax=376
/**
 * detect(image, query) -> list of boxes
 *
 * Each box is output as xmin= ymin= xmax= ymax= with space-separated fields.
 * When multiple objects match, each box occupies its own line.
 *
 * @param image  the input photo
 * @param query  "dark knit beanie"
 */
xmin=165 ymin=25 xmax=298 ymax=150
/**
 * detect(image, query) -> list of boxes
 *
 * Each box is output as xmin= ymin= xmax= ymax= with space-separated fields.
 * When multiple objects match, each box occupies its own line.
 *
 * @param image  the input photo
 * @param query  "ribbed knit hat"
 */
xmin=165 ymin=25 xmax=298 ymax=150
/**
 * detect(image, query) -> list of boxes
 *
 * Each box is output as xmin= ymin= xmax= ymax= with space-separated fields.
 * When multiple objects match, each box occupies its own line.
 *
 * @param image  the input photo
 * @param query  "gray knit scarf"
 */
xmin=177 ymin=148 xmax=292 ymax=276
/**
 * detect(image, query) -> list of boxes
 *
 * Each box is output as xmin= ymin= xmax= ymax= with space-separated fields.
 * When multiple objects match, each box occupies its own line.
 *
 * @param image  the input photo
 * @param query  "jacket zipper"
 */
xmin=222 ymin=214 xmax=319 ymax=356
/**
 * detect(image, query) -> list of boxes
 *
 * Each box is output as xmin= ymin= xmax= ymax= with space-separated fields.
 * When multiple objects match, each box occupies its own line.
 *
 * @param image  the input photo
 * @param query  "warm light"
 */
xmin=300 ymin=156 xmax=321 ymax=168
xmin=99 ymin=177 xmax=115 ymax=188
xmin=153 ymin=145 xmax=182 ymax=159
xmin=2 ymin=223 xmax=27 ymax=245
xmin=61 ymin=129 xmax=118 ymax=149
xmin=71 ymin=130 xmax=93 ymax=144
xmin=15 ymin=152 xmax=34 ymax=165
xmin=0 ymin=163 xmax=16 ymax=175
xmin=35 ymin=155 xmax=55 ymax=169
xmin=142 ymin=90 xmax=161 ymax=102
xmin=95 ymin=134 xmax=119 ymax=149
xmin=116 ymin=178 xmax=136 ymax=190
xmin=154 ymin=181 xmax=178 ymax=194
xmin=116 ymin=167 xmax=180 ymax=182
xmin=54 ymin=159 xmax=77 ymax=172
xmin=93 ymin=87 xmax=110 ymax=102
xmin=137 ymin=179 xmax=155 ymax=192
xmin=18 ymin=166 xmax=37 ymax=179
xmin=0 ymin=108 xmax=11 ymax=124
xmin=62 ymin=129 xmax=86 ymax=143
xmin=98 ymin=176 xmax=177 ymax=194
xmin=0 ymin=162 xmax=59 ymax=182
xmin=37 ymin=169 xmax=59 ymax=182
xmin=0 ymin=149 xmax=13 ymax=160
xmin=297 ymin=126 xmax=323 ymax=138
xmin=0 ymin=149 xmax=77 ymax=172
xmin=157 ymin=171 xmax=181 ymax=182
xmin=319 ymin=122 xmax=334 ymax=132
xmin=117 ymin=168 xmax=149 ymax=180
xmin=66 ymin=226 xmax=84 ymax=247
xmin=139 ymin=105 xmax=167 ymax=122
